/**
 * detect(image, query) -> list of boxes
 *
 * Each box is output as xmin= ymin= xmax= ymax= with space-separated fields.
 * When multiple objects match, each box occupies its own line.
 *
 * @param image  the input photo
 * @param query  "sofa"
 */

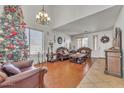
xmin=56 ymin=47 xmax=70 ymax=61
xmin=0 ymin=60 xmax=47 ymax=88
xmin=77 ymin=47 xmax=92 ymax=58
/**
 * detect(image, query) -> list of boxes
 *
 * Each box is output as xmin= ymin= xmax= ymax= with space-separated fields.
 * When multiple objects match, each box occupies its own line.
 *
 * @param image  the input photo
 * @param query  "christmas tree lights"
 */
xmin=0 ymin=5 xmax=28 ymax=62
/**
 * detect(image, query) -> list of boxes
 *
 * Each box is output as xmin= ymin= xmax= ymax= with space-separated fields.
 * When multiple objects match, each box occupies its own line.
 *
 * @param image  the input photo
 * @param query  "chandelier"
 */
xmin=36 ymin=5 xmax=51 ymax=25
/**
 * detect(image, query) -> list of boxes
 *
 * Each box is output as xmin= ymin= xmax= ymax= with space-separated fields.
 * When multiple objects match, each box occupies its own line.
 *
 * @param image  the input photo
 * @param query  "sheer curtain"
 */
xmin=76 ymin=37 xmax=88 ymax=49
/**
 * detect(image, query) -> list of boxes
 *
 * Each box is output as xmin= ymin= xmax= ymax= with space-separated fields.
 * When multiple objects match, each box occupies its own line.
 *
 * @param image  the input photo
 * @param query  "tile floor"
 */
xmin=77 ymin=59 xmax=124 ymax=88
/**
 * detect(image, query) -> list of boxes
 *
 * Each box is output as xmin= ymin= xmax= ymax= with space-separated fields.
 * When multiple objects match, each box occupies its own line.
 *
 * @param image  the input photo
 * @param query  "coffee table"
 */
xmin=69 ymin=53 xmax=87 ymax=64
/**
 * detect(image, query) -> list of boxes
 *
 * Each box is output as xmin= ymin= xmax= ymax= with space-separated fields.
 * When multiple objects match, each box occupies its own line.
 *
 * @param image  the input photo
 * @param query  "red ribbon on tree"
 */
xmin=4 ymin=7 xmax=16 ymax=13
xmin=11 ymin=31 xmax=18 ymax=36
xmin=7 ymin=43 xmax=15 ymax=49
xmin=5 ymin=35 xmax=12 ymax=39
xmin=20 ymin=22 xmax=26 ymax=29
xmin=0 ymin=54 xmax=3 ymax=59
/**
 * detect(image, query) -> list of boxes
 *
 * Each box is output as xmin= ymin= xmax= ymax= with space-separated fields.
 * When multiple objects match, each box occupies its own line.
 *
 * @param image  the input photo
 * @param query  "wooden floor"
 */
xmin=38 ymin=58 xmax=95 ymax=88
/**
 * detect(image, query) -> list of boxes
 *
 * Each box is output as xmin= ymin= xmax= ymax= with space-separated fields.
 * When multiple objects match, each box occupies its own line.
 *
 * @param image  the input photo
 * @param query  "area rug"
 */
xmin=77 ymin=59 xmax=124 ymax=88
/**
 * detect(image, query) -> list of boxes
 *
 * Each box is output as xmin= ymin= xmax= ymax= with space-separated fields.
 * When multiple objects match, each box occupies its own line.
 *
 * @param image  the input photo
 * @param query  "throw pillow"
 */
xmin=0 ymin=71 xmax=7 ymax=83
xmin=2 ymin=63 xmax=21 ymax=76
xmin=64 ymin=50 xmax=69 ymax=54
xmin=81 ymin=50 xmax=86 ymax=53
xmin=12 ymin=60 xmax=33 ymax=69
xmin=76 ymin=52 xmax=80 ymax=55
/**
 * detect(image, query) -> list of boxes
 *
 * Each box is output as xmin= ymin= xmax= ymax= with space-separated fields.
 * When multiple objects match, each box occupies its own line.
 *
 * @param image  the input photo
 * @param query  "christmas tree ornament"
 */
xmin=7 ymin=43 xmax=15 ymax=49
xmin=11 ymin=31 xmax=18 ymax=36
xmin=4 ymin=7 xmax=9 ymax=12
xmin=0 ymin=54 xmax=3 ymax=59
xmin=19 ymin=41 xmax=24 ymax=46
xmin=10 ymin=26 xmax=15 ymax=31
xmin=4 ymin=6 xmax=16 ymax=13
xmin=10 ymin=7 xmax=16 ymax=13
xmin=7 ymin=14 xmax=12 ymax=20
xmin=5 ymin=35 xmax=11 ymax=39
xmin=4 ymin=22 xmax=8 ymax=26
xmin=4 ymin=48 xmax=8 ymax=51
xmin=20 ymin=22 xmax=26 ymax=29
xmin=0 ymin=30 xmax=3 ymax=34
xmin=0 ymin=37 xmax=4 ymax=42
xmin=5 ymin=26 xmax=9 ymax=31
xmin=7 ymin=53 xmax=14 ymax=60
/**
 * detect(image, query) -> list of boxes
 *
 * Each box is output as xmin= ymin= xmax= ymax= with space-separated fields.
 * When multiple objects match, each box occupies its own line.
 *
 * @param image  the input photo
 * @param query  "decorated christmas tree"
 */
xmin=0 ymin=5 xmax=28 ymax=62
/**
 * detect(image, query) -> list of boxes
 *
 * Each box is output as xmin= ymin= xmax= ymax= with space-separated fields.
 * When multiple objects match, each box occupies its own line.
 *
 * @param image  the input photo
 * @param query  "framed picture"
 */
xmin=57 ymin=37 xmax=63 ymax=44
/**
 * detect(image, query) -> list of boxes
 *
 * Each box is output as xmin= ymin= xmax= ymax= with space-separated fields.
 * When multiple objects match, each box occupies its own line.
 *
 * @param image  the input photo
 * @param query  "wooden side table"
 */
xmin=46 ymin=53 xmax=57 ymax=62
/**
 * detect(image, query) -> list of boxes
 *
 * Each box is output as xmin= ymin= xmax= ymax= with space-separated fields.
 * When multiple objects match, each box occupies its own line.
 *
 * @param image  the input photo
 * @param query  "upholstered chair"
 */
xmin=56 ymin=47 xmax=70 ymax=61
xmin=77 ymin=47 xmax=92 ymax=58
xmin=0 ymin=61 xmax=47 ymax=88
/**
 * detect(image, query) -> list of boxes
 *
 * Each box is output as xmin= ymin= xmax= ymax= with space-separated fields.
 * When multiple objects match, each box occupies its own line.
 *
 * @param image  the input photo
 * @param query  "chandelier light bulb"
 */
xmin=44 ymin=13 xmax=48 ymax=17
xmin=47 ymin=17 xmax=51 ymax=21
xmin=39 ymin=12 xmax=43 ymax=16
xmin=36 ymin=15 xmax=39 ymax=19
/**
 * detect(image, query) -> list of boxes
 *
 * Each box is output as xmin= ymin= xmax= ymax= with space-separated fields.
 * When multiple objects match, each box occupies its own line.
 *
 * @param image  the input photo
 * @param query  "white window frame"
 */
xmin=93 ymin=35 xmax=98 ymax=51
xmin=82 ymin=37 xmax=88 ymax=47
xmin=76 ymin=37 xmax=88 ymax=49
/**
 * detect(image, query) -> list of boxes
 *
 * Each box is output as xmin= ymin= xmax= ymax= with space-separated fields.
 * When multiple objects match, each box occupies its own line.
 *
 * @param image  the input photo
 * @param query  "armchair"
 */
xmin=56 ymin=47 xmax=69 ymax=61
xmin=0 ymin=61 xmax=47 ymax=88
xmin=77 ymin=47 xmax=92 ymax=58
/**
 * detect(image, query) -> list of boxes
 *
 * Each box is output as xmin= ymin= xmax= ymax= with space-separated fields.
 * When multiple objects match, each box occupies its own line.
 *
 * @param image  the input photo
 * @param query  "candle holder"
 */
xmin=49 ymin=41 xmax=53 ymax=53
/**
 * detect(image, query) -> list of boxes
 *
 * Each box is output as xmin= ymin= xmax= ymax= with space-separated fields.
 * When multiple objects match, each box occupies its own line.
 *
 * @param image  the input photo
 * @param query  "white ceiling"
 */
xmin=0 ymin=5 xmax=122 ymax=35
xmin=54 ymin=6 xmax=122 ymax=35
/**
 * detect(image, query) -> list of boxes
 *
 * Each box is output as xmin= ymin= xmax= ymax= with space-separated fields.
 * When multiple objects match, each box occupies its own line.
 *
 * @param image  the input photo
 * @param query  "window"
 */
xmin=82 ymin=37 xmax=88 ymax=47
xmin=25 ymin=28 xmax=44 ymax=64
xmin=77 ymin=38 xmax=82 ymax=49
xmin=76 ymin=37 xmax=88 ymax=49
xmin=93 ymin=35 xmax=98 ymax=50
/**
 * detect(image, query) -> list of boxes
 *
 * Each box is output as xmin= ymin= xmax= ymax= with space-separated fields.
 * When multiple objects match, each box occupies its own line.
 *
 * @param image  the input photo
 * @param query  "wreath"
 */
xmin=101 ymin=36 xmax=109 ymax=43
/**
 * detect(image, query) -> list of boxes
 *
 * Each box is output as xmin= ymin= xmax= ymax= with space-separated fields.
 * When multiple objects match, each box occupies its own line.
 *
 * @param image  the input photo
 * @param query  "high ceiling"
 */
xmin=54 ymin=6 xmax=122 ymax=35
xmin=0 ymin=5 xmax=122 ymax=35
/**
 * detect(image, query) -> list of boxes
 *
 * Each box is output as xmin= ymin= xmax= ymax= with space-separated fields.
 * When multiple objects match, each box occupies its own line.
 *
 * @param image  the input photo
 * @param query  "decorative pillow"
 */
xmin=0 ymin=71 xmax=7 ymax=83
xmin=81 ymin=50 xmax=86 ymax=53
xmin=12 ymin=60 xmax=33 ymax=69
xmin=2 ymin=63 xmax=21 ymax=76
xmin=64 ymin=50 xmax=69 ymax=54
xmin=57 ymin=51 xmax=63 ymax=55
xmin=76 ymin=52 xmax=80 ymax=55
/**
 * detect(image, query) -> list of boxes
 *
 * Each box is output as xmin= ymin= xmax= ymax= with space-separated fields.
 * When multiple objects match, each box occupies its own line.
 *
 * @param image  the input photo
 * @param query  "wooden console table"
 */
xmin=105 ymin=49 xmax=122 ymax=78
